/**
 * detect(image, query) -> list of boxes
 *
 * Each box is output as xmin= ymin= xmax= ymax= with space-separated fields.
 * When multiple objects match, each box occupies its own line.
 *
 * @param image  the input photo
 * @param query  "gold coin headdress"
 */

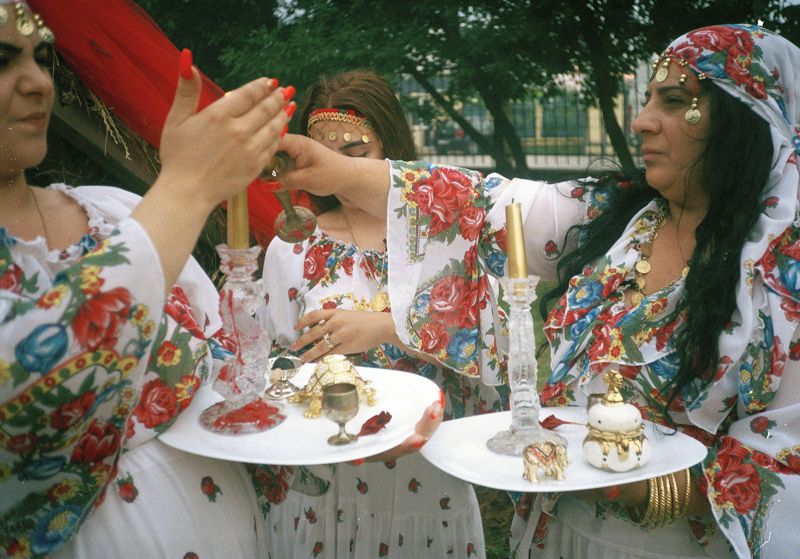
xmin=307 ymin=108 xmax=373 ymax=144
xmin=649 ymin=48 xmax=707 ymax=125
xmin=0 ymin=1 xmax=55 ymax=43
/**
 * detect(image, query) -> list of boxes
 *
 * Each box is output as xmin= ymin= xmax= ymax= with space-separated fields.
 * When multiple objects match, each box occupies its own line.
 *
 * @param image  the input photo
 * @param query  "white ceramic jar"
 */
xmin=582 ymin=371 xmax=651 ymax=472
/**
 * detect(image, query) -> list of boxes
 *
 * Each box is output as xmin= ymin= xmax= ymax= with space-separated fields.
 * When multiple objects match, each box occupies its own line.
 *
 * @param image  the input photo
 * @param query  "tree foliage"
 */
xmin=136 ymin=0 xmax=279 ymax=89
xmin=140 ymin=0 xmax=795 ymax=176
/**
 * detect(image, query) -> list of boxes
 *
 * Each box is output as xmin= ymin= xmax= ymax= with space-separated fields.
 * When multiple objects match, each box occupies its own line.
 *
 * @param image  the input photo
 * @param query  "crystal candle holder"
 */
xmin=487 ymin=276 xmax=566 ymax=456
xmin=200 ymin=244 xmax=285 ymax=434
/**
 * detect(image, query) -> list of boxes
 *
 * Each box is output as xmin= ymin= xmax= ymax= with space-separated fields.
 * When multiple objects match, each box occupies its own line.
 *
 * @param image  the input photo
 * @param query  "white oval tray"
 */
xmin=420 ymin=408 xmax=707 ymax=492
xmin=160 ymin=364 xmax=440 ymax=465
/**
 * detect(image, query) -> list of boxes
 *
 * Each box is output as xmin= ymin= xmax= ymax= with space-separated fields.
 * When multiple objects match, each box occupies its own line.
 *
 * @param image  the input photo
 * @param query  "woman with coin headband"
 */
xmin=271 ymin=24 xmax=800 ymax=559
xmin=256 ymin=70 xmax=506 ymax=559
xmin=0 ymin=1 xmax=293 ymax=556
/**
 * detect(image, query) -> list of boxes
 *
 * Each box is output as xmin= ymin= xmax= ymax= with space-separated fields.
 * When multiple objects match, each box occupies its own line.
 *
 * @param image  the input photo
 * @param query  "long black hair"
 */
xmin=540 ymin=80 xmax=773 ymax=417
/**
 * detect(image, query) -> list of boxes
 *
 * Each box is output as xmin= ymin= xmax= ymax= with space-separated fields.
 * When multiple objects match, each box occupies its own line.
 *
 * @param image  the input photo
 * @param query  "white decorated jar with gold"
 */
xmin=582 ymin=371 xmax=651 ymax=472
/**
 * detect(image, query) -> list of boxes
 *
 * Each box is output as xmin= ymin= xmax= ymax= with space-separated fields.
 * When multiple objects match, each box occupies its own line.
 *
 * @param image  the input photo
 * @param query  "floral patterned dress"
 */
xmin=1 ymin=185 xmax=268 ymax=559
xmin=255 ymin=226 xmax=508 ymax=559
xmin=384 ymin=160 xmax=800 ymax=559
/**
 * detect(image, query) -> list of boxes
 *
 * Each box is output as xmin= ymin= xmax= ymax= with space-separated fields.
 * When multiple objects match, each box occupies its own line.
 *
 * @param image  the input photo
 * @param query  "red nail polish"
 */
xmin=430 ymin=409 xmax=441 ymax=421
xmin=351 ymin=458 xmax=365 ymax=466
xmin=281 ymin=85 xmax=296 ymax=101
xmin=271 ymin=77 xmax=280 ymax=88
xmin=281 ymin=124 xmax=289 ymax=137
xmin=179 ymin=48 xmax=193 ymax=80
xmin=284 ymin=102 xmax=297 ymax=118
xmin=439 ymin=389 xmax=446 ymax=409
xmin=412 ymin=438 xmax=427 ymax=449
xmin=607 ymin=485 xmax=621 ymax=501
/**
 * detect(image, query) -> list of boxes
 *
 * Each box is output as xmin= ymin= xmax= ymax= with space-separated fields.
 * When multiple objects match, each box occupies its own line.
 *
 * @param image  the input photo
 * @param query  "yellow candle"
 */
xmin=505 ymin=202 xmax=528 ymax=278
xmin=227 ymin=192 xmax=250 ymax=249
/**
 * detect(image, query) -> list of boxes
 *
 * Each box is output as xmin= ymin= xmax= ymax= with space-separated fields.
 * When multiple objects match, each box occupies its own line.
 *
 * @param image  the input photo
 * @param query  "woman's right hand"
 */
xmin=132 ymin=51 xmax=293 ymax=292
xmin=157 ymin=58 xmax=292 ymax=211
xmin=292 ymin=309 xmax=400 ymax=363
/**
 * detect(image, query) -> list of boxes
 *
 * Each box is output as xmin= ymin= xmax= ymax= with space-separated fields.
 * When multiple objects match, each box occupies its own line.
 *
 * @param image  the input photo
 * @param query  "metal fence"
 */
xmin=403 ymin=69 xmax=647 ymax=176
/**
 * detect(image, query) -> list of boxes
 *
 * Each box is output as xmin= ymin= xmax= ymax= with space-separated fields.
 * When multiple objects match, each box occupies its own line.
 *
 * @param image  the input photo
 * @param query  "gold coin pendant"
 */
xmin=635 ymin=260 xmax=652 ymax=274
xmin=370 ymin=291 xmax=389 ymax=312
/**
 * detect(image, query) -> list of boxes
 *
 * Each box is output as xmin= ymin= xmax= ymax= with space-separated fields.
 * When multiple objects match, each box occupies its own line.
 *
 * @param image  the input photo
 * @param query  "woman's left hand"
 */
xmin=358 ymin=397 xmax=444 ymax=463
xmin=292 ymin=309 xmax=400 ymax=362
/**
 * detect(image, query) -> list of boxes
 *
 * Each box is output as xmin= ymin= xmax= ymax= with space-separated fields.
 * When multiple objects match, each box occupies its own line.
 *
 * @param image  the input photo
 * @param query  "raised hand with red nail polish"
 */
xmin=0 ymin=6 xmax=287 ymax=554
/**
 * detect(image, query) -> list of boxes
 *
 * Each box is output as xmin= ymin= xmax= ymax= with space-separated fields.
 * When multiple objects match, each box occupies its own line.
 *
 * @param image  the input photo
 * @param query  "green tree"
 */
xmin=141 ymin=0 xmax=790 ymax=176
xmin=136 ymin=0 xmax=279 ymax=89
xmin=218 ymin=0 xmax=572 ymax=176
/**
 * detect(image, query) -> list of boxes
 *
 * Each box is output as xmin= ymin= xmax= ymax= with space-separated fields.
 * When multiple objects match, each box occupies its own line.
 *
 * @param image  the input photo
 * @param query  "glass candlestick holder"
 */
xmin=487 ymin=276 xmax=566 ymax=456
xmin=200 ymin=244 xmax=286 ymax=434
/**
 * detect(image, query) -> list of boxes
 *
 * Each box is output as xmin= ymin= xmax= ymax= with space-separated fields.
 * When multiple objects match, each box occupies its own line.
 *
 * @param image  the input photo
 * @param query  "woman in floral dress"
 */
xmin=0 ymin=3 xmax=291 ymax=556
xmin=274 ymin=24 xmax=800 ymax=559
xmin=256 ymin=71 xmax=506 ymax=559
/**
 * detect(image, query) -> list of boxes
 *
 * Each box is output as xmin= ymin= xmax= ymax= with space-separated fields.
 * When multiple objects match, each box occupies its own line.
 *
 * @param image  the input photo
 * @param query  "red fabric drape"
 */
xmin=29 ymin=0 xmax=284 ymax=246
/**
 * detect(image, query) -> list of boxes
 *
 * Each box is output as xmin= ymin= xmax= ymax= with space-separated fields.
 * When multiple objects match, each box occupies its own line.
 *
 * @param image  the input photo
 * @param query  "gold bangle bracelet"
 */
xmin=640 ymin=476 xmax=659 ymax=527
xmin=667 ymin=472 xmax=680 ymax=525
xmin=679 ymin=468 xmax=692 ymax=517
xmin=656 ymin=474 xmax=668 ymax=527
xmin=646 ymin=475 xmax=663 ymax=528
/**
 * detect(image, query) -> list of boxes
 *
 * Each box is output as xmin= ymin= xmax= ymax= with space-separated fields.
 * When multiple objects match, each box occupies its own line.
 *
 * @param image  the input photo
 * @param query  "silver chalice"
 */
xmin=322 ymin=383 xmax=360 ymax=445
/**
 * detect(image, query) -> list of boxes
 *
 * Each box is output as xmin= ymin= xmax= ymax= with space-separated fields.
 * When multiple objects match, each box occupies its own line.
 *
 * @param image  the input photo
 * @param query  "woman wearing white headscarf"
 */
xmin=273 ymin=23 xmax=800 ymax=558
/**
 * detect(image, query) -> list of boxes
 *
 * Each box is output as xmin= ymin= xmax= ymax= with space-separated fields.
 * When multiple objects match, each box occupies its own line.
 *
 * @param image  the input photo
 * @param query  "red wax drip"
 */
xmin=214 ymin=400 xmax=284 ymax=430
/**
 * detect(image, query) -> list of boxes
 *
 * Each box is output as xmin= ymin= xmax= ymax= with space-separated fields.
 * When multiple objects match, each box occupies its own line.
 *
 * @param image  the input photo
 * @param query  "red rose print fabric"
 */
xmin=1 ymin=185 xmax=268 ymax=557
xmin=385 ymin=53 xmax=800 ymax=552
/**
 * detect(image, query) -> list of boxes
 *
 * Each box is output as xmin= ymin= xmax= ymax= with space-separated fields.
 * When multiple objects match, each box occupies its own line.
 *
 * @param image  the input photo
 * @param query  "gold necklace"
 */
xmin=630 ymin=210 xmax=667 ymax=307
xmin=630 ymin=208 xmax=689 ymax=307
xmin=29 ymin=186 xmax=52 ymax=249
xmin=341 ymin=208 xmax=389 ymax=312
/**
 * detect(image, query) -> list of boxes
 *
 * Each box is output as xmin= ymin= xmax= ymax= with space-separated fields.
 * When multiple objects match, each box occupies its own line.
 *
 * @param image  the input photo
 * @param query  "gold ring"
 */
xmin=323 ymin=332 xmax=335 ymax=349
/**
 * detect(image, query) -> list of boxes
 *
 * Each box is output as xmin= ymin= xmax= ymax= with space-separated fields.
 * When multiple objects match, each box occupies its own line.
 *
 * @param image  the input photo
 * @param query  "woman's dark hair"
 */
xmin=298 ymin=70 xmax=418 ymax=213
xmin=540 ymin=80 xmax=773 ymax=419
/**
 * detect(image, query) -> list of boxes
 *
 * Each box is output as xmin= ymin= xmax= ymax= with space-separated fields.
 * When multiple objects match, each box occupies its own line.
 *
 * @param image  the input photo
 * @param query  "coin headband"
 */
xmin=307 ymin=108 xmax=373 ymax=143
xmin=0 ymin=1 xmax=55 ymax=44
xmin=649 ymin=49 xmax=706 ymax=125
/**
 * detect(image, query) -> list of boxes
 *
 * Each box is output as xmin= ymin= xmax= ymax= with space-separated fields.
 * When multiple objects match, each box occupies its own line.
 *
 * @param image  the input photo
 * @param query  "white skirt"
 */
xmin=512 ymin=495 xmax=737 ymax=559
xmin=53 ymin=439 xmax=268 ymax=559
xmin=267 ymin=452 xmax=485 ymax=559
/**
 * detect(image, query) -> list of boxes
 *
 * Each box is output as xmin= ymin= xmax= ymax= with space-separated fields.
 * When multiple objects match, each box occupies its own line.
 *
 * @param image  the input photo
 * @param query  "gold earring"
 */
xmin=685 ymin=98 xmax=701 ymax=125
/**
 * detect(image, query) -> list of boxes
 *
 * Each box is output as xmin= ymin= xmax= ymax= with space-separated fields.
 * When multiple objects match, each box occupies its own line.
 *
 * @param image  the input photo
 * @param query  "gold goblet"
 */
xmin=322 ymin=383 xmax=360 ymax=445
